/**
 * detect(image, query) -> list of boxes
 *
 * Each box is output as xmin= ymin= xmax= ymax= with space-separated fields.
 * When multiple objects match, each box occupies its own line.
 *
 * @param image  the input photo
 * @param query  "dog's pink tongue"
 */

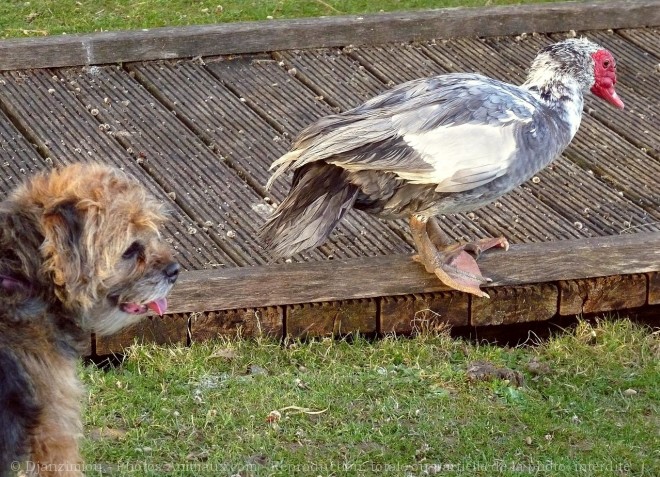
xmin=147 ymin=297 xmax=168 ymax=316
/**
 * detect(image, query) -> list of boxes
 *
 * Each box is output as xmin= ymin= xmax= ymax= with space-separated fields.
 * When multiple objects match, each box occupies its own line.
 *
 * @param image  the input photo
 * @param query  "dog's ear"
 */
xmin=41 ymin=201 xmax=92 ymax=306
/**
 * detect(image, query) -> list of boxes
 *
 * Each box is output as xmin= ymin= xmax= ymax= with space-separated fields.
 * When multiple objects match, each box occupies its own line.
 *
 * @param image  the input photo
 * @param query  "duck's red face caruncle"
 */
xmin=590 ymin=49 xmax=624 ymax=109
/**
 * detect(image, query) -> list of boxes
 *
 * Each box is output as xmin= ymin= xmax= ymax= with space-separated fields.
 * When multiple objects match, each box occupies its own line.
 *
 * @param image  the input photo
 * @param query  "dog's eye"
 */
xmin=122 ymin=241 xmax=144 ymax=260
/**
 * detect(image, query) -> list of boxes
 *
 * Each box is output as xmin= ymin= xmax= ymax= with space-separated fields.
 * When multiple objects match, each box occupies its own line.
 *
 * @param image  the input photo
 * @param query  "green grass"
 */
xmin=1 ymin=0 xmax=565 ymax=38
xmin=81 ymin=319 xmax=659 ymax=476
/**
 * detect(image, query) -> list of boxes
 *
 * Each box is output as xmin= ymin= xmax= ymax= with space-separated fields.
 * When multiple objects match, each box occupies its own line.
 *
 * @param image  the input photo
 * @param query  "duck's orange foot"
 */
xmin=410 ymin=216 xmax=509 ymax=298
xmin=413 ymin=247 xmax=491 ymax=298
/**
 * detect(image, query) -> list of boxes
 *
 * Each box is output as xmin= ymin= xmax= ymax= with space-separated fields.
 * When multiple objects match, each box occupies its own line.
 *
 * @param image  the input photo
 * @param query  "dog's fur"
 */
xmin=0 ymin=163 xmax=179 ymax=476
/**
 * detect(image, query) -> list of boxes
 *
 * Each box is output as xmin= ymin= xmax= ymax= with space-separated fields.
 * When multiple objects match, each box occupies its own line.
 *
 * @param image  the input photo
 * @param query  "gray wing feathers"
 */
xmin=267 ymin=115 xmax=405 ymax=187
xmin=439 ymin=166 xmax=507 ymax=193
xmin=267 ymin=73 xmax=541 ymax=191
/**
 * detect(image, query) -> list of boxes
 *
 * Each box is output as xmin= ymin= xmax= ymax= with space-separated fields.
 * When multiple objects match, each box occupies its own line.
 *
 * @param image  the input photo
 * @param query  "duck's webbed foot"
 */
xmin=409 ymin=215 xmax=509 ymax=298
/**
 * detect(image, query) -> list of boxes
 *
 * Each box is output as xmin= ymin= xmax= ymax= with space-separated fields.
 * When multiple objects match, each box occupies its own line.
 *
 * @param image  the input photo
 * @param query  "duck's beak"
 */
xmin=591 ymin=79 xmax=624 ymax=109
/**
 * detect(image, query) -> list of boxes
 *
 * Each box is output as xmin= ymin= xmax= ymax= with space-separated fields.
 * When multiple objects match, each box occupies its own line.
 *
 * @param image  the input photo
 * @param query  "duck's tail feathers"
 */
xmin=266 ymin=150 xmax=301 ymax=190
xmin=260 ymin=164 xmax=358 ymax=258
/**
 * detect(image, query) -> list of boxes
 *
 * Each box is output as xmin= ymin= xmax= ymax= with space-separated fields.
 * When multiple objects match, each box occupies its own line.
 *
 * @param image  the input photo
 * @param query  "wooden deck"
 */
xmin=0 ymin=1 xmax=658 ymax=353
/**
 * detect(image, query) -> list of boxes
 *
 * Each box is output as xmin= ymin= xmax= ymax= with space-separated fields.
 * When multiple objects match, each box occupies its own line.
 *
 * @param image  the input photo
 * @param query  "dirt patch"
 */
xmin=466 ymin=361 xmax=524 ymax=387
xmin=88 ymin=427 xmax=128 ymax=441
xmin=525 ymin=357 xmax=553 ymax=376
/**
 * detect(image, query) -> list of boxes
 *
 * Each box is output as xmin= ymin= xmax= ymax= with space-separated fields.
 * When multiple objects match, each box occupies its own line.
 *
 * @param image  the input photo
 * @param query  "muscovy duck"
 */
xmin=260 ymin=38 xmax=623 ymax=297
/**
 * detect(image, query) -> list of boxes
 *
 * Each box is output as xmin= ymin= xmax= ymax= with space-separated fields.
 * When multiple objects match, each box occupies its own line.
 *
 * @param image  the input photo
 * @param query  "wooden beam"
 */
xmin=188 ymin=307 xmax=283 ymax=342
xmin=647 ymin=272 xmax=659 ymax=305
xmin=559 ymin=274 xmax=648 ymax=315
xmin=0 ymin=1 xmax=658 ymax=71
xmin=380 ymin=292 xmax=469 ymax=334
xmin=165 ymin=232 xmax=660 ymax=314
xmin=286 ymin=299 xmax=378 ymax=337
xmin=471 ymin=284 xmax=558 ymax=326
xmin=95 ymin=313 xmax=188 ymax=356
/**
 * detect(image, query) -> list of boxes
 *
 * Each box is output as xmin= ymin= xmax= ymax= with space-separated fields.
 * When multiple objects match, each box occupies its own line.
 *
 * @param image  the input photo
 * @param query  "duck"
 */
xmin=260 ymin=38 xmax=624 ymax=297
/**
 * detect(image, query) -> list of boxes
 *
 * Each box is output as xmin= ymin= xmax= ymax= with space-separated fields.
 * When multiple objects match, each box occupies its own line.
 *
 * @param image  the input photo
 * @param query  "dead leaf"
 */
xmin=207 ymin=348 xmax=237 ymax=360
xmin=88 ymin=427 xmax=127 ymax=441
xmin=266 ymin=410 xmax=281 ymax=423
xmin=526 ymin=357 xmax=552 ymax=376
xmin=247 ymin=364 xmax=268 ymax=376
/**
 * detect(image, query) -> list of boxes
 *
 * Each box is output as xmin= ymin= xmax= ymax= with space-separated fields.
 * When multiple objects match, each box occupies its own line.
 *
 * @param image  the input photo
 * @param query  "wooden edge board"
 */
xmin=0 ymin=1 xmax=658 ymax=71
xmin=91 ymin=277 xmax=657 ymax=354
xmin=165 ymin=232 xmax=660 ymax=314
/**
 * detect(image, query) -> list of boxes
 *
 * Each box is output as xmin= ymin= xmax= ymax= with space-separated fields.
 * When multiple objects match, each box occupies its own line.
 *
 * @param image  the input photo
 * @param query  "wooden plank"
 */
xmin=274 ymin=48 xmax=385 ymax=111
xmin=618 ymin=28 xmax=660 ymax=58
xmin=94 ymin=314 xmax=188 ymax=355
xmin=0 ymin=69 xmax=234 ymax=271
xmin=559 ymin=274 xmax=648 ymax=315
xmin=380 ymin=292 xmax=469 ymax=335
xmin=129 ymin=60 xmax=290 ymax=199
xmin=649 ymin=272 xmax=660 ymax=305
xmin=207 ymin=56 xmax=334 ymax=138
xmin=0 ymin=1 xmax=657 ymax=71
xmin=286 ymin=299 xmax=377 ymax=337
xmin=347 ymin=43 xmax=448 ymax=85
xmin=525 ymin=156 xmax=657 ymax=235
xmin=189 ymin=307 xmax=283 ymax=341
xmin=128 ymin=60 xmax=329 ymax=263
xmin=57 ymin=65 xmax=281 ymax=266
xmin=165 ymin=232 xmax=660 ymax=314
xmin=564 ymin=115 xmax=660 ymax=216
xmin=471 ymin=284 xmax=558 ymax=326
xmin=0 ymin=109 xmax=45 ymax=191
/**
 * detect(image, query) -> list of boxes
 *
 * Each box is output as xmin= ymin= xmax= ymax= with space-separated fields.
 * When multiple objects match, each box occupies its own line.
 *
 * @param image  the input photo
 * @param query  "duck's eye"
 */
xmin=122 ymin=241 xmax=144 ymax=260
xmin=603 ymin=60 xmax=610 ymax=68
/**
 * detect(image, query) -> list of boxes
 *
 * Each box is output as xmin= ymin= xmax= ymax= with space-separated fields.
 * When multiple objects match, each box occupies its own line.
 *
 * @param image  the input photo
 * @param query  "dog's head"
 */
xmin=2 ymin=163 xmax=179 ymax=335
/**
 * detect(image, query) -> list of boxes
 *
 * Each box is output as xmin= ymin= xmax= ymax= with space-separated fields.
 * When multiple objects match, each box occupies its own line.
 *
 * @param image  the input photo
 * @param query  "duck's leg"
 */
xmin=409 ymin=215 xmax=508 ymax=298
xmin=426 ymin=217 xmax=509 ymax=258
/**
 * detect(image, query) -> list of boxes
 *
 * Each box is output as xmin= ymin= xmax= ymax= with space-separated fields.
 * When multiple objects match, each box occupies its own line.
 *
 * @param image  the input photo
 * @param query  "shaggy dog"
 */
xmin=0 ymin=163 xmax=179 ymax=476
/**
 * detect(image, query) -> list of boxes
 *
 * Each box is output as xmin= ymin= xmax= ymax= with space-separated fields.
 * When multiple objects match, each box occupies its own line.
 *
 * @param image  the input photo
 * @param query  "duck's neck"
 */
xmin=523 ymin=72 xmax=584 ymax=139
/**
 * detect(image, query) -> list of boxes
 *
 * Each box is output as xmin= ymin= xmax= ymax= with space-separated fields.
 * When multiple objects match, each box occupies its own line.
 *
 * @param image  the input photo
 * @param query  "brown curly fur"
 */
xmin=0 ymin=163 xmax=179 ymax=476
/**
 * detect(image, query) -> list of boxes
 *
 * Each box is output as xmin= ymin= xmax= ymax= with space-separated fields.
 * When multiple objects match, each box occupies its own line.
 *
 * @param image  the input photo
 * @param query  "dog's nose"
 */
xmin=163 ymin=262 xmax=180 ymax=284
